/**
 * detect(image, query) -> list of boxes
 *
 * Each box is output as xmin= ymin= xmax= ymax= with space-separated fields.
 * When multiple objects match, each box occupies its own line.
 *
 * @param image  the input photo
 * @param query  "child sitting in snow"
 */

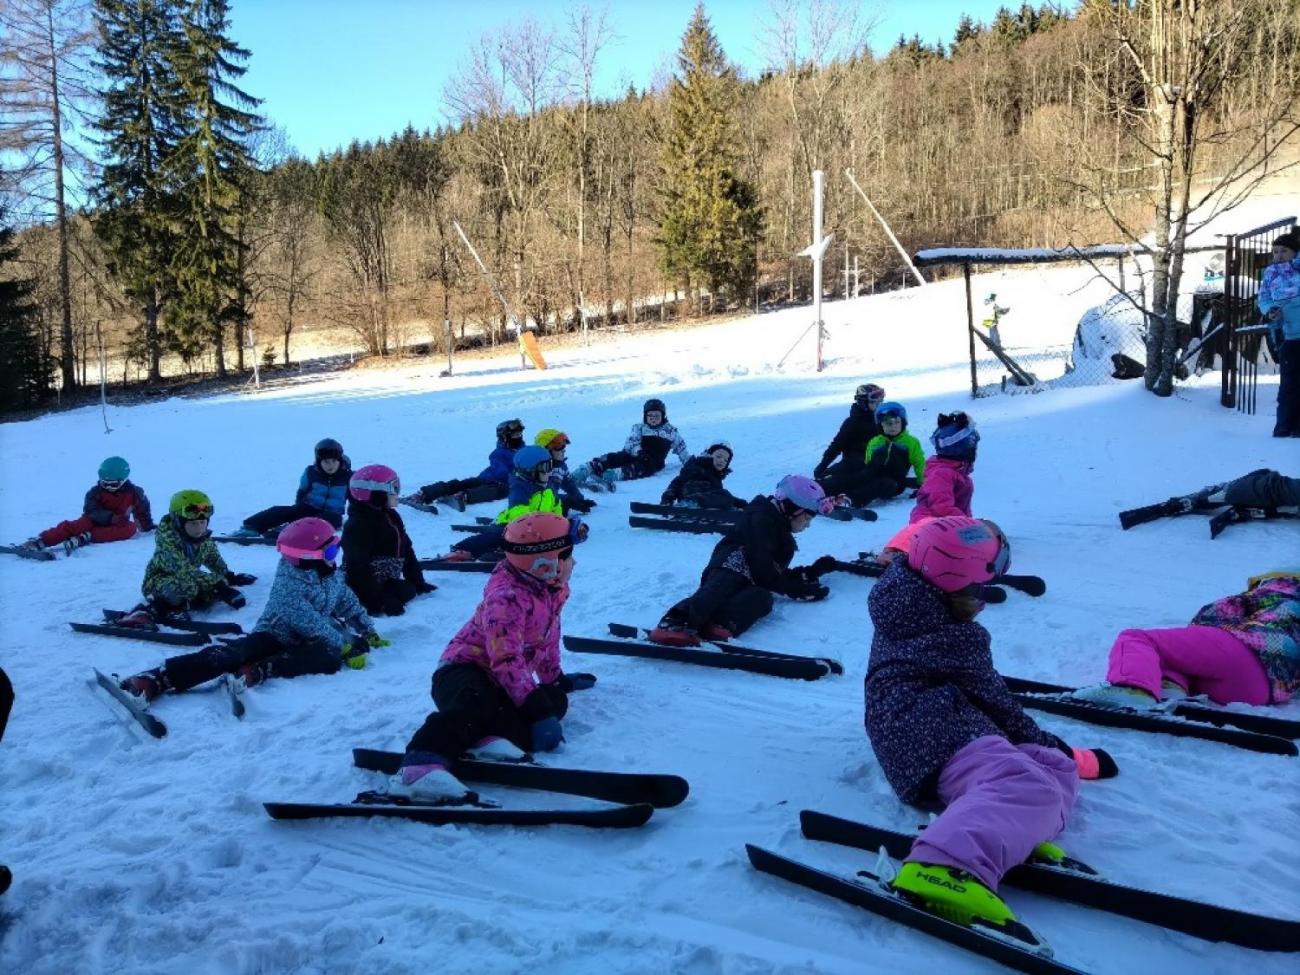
xmin=813 ymin=383 xmax=886 ymax=481
xmin=866 ymin=516 xmax=1117 ymax=933
xmin=386 ymin=513 xmax=596 ymax=803
xmin=910 ymin=411 xmax=978 ymax=523
xmin=570 ymin=397 xmax=689 ymax=491
xmin=819 ymin=401 xmax=925 ymax=507
xmin=234 ymin=437 xmax=352 ymax=537
xmin=660 ymin=441 xmax=746 ymax=510
xmin=137 ymin=490 xmax=254 ymax=616
xmin=1073 ymin=569 xmax=1300 ymax=709
xmin=535 ymin=428 xmax=594 ymax=514
xmin=18 ymin=456 xmax=153 ymax=556
xmin=118 ymin=517 xmax=387 ymax=705
xmin=341 ymin=464 xmax=435 ymax=616
xmin=406 ymin=418 xmax=526 ymax=510
xmin=650 ymin=475 xmax=835 ymax=645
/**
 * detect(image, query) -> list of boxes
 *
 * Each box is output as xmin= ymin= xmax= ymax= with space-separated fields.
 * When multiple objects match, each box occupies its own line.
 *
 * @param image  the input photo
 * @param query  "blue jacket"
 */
xmin=295 ymin=458 xmax=353 ymax=519
xmin=546 ymin=459 xmax=588 ymax=507
xmin=478 ymin=439 xmax=517 ymax=484
xmin=865 ymin=559 xmax=1056 ymax=804
xmin=1258 ymin=258 xmax=1300 ymax=343
xmin=253 ymin=558 xmax=374 ymax=648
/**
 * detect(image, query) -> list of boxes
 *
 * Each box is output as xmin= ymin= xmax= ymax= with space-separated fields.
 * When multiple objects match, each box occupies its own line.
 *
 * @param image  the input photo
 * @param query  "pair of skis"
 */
xmin=71 ymin=609 xmax=244 ymax=647
xmin=839 ymin=553 xmax=1048 ymax=599
xmin=748 ymin=810 xmax=1299 ymax=975
xmin=562 ymin=624 xmax=841 ymax=681
xmin=263 ymin=747 xmax=688 ymax=829
xmin=628 ymin=502 xmax=877 ymax=535
xmin=0 ymin=544 xmax=57 ymax=562
xmin=1118 ymin=483 xmax=1298 ymax=537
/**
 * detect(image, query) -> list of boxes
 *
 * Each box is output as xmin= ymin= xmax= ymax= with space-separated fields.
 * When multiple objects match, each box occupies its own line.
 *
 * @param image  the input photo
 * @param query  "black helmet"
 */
xmin=854 ymin=384 xmax=885 ymax=409
xmin=643 ymin=398 xmax=666 ymax=419
xmin=496 ymin=418 xmax=524 ymax=439
xmin=314 ymin=438 xmax=344 ymax=463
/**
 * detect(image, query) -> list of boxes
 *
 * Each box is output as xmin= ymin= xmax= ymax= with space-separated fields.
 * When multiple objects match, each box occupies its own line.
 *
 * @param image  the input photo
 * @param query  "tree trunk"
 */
xmin=46 ymin=8 xmax=76 ymax=392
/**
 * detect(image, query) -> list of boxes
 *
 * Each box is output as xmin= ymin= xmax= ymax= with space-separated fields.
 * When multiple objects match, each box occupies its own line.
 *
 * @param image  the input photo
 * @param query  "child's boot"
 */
xmin=119 ymin=667 xmax=168 ymax=705
xmin=648 ymin=620 xmax=702 ymax=647
xmin=891 ymin=861 xmax=1017 ymax=928
xmin=466 ymin=736 xmax=529 ymax=762
xmin=17 ymin=537 xmax=46 ymax=552
xmin=1070 ymin=683 xmax=1158 ymax=710
xmin=387 ymin=752 xmax=477 ymax=804
xmin=62 ymin=532 xmax=92 ymax=555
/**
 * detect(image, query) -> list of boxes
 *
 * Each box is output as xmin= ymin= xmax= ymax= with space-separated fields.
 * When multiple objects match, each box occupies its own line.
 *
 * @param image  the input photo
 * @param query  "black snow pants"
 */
xmin=662 ymin=567 xmax=774 ymax=636
xmin=243 ymin=502 xmax=341 ymax=533
xmin=405 ymin=663 xmax=567 ymax=759
xmin=1224 ymin=468 xmax=1300 ymax=508
xmin=161 ymin=631 xmax=342 ymax=692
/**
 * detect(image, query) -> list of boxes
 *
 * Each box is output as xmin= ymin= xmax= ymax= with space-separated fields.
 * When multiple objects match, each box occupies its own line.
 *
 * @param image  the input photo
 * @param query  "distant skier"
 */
xmin=570 ymin=398 xmax=689 ymax=491
xmin=232 ymin=438 xmax=352 ymax=538
xmin=650 ymin=475 xmax=836 ymax=645
xmin=405 ymin=418 xmax=526 ymax=509
xmin=16 ymin=456 xmax=153 ymax=556
xmin=117 ymin=517 xmax=388 ymax=705
xmin=819 ymin=401 xmax=925 ymax=507
xmin=1258 ymin=229 xmax=1300 ymax=437
xmin=910 ymin=412 xmax=979 ymax=523
xmin=812 ymin=383 xmax=885 ymax=482
xmin=386 ymin=513 xmax=595 ymax=804
xmin=866 ymin=517 xmax=1116 ymax=932
xmin=982 ymin=293 xmax=1009 ymax=347
xmin=341 ymin=464 xmax=435 ymax=617
xmin=660 ymin=442 xmax=746 ymax=510
xmin=1073 ymin=569 xmax=1300 ymax=710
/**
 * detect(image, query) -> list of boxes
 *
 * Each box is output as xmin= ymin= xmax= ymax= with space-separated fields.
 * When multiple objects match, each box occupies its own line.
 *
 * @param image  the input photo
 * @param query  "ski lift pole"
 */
xmin=844 ymin=169 xmax=927 ymax=288
xmin=452 ymin=220 xmax=527 ymax=369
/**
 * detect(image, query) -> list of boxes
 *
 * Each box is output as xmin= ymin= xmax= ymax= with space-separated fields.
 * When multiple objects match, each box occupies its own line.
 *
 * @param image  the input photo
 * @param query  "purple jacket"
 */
xmin=865 ymin=559 xmax=1056 ymax=804
xmin=909 ymin=456 xmax=973 ymax=523
xmin=439 ymin=561 xmax=568 ymax=707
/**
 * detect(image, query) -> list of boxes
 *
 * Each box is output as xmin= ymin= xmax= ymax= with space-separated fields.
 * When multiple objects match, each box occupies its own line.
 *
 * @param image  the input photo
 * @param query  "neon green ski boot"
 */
xmin=891 ymin=861 xmax=1017 ymax=928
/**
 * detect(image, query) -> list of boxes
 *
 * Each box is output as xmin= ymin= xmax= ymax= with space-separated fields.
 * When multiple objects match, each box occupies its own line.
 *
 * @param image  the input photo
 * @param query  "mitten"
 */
xmin=215 ymin=584 xmax=246 ymax=609
xmin=1072 ymin=747 xmax=1119 ymax=780
xmin=556 ymin=672 xmax=597 ymax=692
xmin=812 ymin=464 xmax=828 ymax=481
xmin=529 ymin=716 xmax=564 ymax=752
xmin=227 ymin=572 xmax=257 ymax=586
xmin=808 ymin=555 xmax=839 ymax=577
xmin=568 ymin=498 xmax=596 ymax=513
xmin=339 ymin=643 xmax=367 ymax=669
xmin=380 ymin=592 xmax=407 ymax=616
xmin=366 ymin=632 xmax=391 ymax=649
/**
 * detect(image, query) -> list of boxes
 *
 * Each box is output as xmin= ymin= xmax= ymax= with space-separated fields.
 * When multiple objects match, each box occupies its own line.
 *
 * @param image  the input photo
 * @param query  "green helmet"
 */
xmin=169 ymin=489 xmax=214 ymax=520
xmin=98 ymin=456 xmax=130 ymax=482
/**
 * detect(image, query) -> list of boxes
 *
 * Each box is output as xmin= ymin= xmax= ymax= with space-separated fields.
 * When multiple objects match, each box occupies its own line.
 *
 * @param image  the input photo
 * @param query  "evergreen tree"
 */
xmin=167 ymin=0 xmax=261 ymax=377
xmin=657 ymin=3 xmax=762 ymax=311
xmin=91 ymin=0 xmax=187 ymax=383
xmin=0 ymin=206 xmax=52 ymax=412
xmin=953 ymin=14 xmax=980 ymax=48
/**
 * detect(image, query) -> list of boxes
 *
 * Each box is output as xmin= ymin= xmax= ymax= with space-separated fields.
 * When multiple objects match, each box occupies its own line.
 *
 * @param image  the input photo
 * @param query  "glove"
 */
xmin=808 ymin=555 xmax=839 ymax=578
xmin=365 ymin=632 xmax=391 ymax=649
xmin=415 ymin=580 xmax=437 ymax=594
xmin=529 ymin=716 xmax=564 ymax=752
xmin=1072 ymin=747 xmax=1119 ymax=780
xmin=789 ymin=581 xmax=830 ymax=602
xmin=380 ymin=593 xmax=407 ymax=616
xmin=215 ymin=584 xmax=246 ymax=609
xmin=568 ymin=518 xmax=589 ymax=543
xmin=339 ymin=643 xmax=367 ymax=669
xmin=226 ymin=572 xmax=257 ymax=586
xmin=555 ymin=672 xmax=597 ymax=692
xmin=568 ymin=498 xmax=596 ymax=514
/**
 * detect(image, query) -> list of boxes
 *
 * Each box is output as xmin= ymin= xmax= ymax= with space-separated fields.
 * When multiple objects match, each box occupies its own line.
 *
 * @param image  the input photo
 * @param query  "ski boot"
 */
xmin=699 ymin=623 xmax=733 ymax=641
xmin=1159 ymin=679 xmax=1188 ymax=704
xmin=437 ymin=492 xmax=468 ymax=513
xmin=1070 ymin=683 xmax=1158 ymax=710
xmin=440 ymin=549 xmax=475 ymax=563
xmin=600 ymin=469 xmax=621 ymax=492
xmin=228 ymin=525 xmax=265 ymax=540
xmin=648 ymin=621 xmax=702 ymax=647
xmin=119 ymin=668 xmax=168 ymax=705
xmin=891 ymin=862 xmax=1017 ymax=929
xmin=16 ymin=537 xmax=46 ymax=553
xmin=466 ymin=736 xmax=530 ymax=763
xmin=62 ymin=531 xmax=92 ymax=555
xmin=115 ymin=605 xmax=160 ymax=629
xmin=386 ymin=752 xmax=477 ymax=805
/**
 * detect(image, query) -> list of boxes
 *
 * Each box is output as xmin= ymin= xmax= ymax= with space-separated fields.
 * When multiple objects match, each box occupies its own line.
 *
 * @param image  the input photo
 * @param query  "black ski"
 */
xmin=563 ymin=634 xmax=830 ymax=681
xmin=799 ymin=811 xmax=1300 ymax=952
xmin=629 ymin=502 xmax=741 ymax=521
xmin=0 ymin=544 xmax=55 ymax=562
xmin=351 ymin=748 xmax=689 ymax=808
xmin=264 ymin=796 xmax=653 ymax=828
xmin=211 ymin=534 xmax=277 ymax=546
xmin=1000 ymin=675 xmax=1300 ymax=739
xmin=101 ymin=609 xmax=243 ymax=636
xmin=451 ymin=523 xmax=496 ymax=534
xmin=824 ymin=505 xmax=878 ymax=523
xmin=1118 ymin=483 xmax=1227 ymax=530
xmin=70 ymin=622 xmax=207 ymax=646
xmin=1009 ymin=691 xmax=1297 ymax=756
xmin=92 ymin=668 xmax=167 ymax=739
xmin=398 ymin=498 xmax=440 ymax=515
xmin=606 ymin=622 xmax=844 ymax=675
xmin=628 ymin=515 xmax=727 ymax=535
xmin=417 ymin=558 xmax=496 ymax=573
xmin=853 ymin=553 xmax=1045 ymax=597
xmin=1208 ymin=506 xmax=1299 ymax=539
xmin=831 ymin=559 xmax=1007 ymax=603
xmin=746 ymin=845 xmax=1082 ymax=975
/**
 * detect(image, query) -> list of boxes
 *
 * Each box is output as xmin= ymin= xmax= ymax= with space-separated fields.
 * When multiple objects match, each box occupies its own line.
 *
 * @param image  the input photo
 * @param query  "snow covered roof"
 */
xmin=914 ymin=243 xmax=1222 ymax=267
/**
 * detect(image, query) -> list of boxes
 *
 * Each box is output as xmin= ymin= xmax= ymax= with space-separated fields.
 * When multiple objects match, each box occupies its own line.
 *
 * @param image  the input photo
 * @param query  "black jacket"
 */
xmin=703 ymin=495 xmax=810 ymax=597
xmin=816 ymin=404 xmax=879 ymax=475
xmin=341 ymin=501 xmax=427 ymax=613
xmin=661 ymin=455 xmax=745 ymax=509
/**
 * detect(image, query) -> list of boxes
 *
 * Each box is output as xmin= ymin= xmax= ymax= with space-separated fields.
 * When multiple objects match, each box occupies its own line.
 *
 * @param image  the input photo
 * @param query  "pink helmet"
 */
xmin=502 ymin=513 xmax=574 ymax=585
xmin=907 ymin=517 xmax=1009 ymax=592
xmin=350 ymin=464 xmax=400 ymax=503
xmin=773 ymin=474 xmax=834 ymax=516
xmin=276 ymin=517 xmax=341 ymax=566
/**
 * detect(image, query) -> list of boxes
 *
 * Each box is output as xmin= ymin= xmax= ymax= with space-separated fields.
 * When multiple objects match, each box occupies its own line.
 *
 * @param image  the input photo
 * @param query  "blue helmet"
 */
xmin=875 ymin=401 xmax=907 ymax=424
xmin=931 ymin=412 xmax=979 ymax=460
xmin=513 ymin=445 xmax=554 ymax=484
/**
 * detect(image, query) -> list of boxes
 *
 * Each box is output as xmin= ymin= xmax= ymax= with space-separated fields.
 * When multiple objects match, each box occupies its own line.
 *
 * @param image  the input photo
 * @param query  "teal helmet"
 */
xmin=98 ymin=456 xmax=130 ymax=483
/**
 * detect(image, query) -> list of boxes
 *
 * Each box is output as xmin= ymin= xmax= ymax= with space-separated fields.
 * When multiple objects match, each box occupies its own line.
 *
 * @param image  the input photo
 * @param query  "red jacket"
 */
xmin=909 ymin=457 xmax=973 ymax=523
xmin=83 ymin=481 xmax=154 ymax=530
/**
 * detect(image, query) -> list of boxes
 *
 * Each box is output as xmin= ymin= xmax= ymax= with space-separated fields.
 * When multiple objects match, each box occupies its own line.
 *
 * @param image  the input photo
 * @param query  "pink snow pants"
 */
xmin=1106 ymin=625 xmax=1271 ymax=706
xmin=908 ymin=735 xmax=1078 ymax=890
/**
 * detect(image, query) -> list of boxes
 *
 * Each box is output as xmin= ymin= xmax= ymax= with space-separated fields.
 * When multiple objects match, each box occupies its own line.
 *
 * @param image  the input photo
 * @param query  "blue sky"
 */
xmin=229 ymin=0 xmax=1015 ymax=159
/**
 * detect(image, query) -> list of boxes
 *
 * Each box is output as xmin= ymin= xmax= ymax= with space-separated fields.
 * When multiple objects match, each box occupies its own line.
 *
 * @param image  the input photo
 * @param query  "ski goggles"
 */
xmin=280 ymin=536 xmax=342 ymax=563
xmin=99 ymin=478 xmax=126 ymax=491
xmin=545 ymin=434 xmax=570 ymax=450
xmin=178 ymin=500 xmax=214 ymax=520
xmin=801 ymin=496 xmax=837 ymax=517
xmin=352 ymin=475 xmax=401 ymax=495
xmin=499 ymin=420 xmax=524 ymax=436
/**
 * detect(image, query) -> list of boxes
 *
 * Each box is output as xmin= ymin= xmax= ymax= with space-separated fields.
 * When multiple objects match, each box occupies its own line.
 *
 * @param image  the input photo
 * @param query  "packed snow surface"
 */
xmin=1 ymin=264 xmax=1296 ymax=975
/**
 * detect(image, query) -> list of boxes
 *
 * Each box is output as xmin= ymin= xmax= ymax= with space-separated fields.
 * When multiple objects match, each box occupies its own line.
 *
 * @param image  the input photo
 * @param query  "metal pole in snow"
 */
xmin=845 ymin=168 xmax=927 ymax=288
xmin=813 ymin=169 xmax=825 ymax=372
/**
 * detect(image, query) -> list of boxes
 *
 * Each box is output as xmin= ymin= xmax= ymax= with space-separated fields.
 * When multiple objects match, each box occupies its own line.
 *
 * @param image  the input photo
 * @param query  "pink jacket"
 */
xmin=909 ymin=456 xmax=974 ymax=523
xmin=439 ymin=561 xmax=569 ymax=707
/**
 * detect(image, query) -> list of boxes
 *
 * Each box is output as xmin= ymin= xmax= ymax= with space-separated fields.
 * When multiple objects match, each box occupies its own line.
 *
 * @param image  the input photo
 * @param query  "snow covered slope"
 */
xmin=0 ymin=272 xmax=1296 ymax=975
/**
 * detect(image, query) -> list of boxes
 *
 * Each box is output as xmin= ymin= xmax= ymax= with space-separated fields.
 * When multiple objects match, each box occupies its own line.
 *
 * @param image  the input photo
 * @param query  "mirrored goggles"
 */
xmin=99 ymin=478 xmax=126 ymax=490
xmin=180 ymin=502 xmax=213 ymax=520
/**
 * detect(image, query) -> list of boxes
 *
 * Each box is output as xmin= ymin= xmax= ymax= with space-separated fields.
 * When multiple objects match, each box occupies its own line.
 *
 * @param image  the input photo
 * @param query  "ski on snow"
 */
xmin=606 ymin=622 xmax=844 ymax=675
xmin=210 ymin=533 xmax=278 ymax=546
xmin=563 ymin=634 xmax=831 ymax=681
xmin=746 ymin=844 xmax=1083 ymax=975
xmin=1118 ymin=483 xmax=1227 ymax=530
xmin=853 ymin=552 xmax=1046 ymax=597
xmin=351 ymin=747 xmax=689 ymax=808
xmin=798 ymin=810 xmax=1300 ymax=952
xmin=1208 ymin=505 xmax=1299 ymax=539
xmin=70 ymin=622 xmax=208 ymax=646
xmin=264 ymin=793 xmax=654 ymax=829
xmin=628 ymin=515 xmax=729 ymax=535
xmin=826 ymin=559 xmax=1007 ymax=603
xmin=91 ymin=668 xmax=167 ymax=739
xmin=629 ymin=502 xmax=741 ymax=521
xmin=417 ymin=557 xmax=497 ymax=573
xmin=1000 ymin=675 xmax=1300 ymax=741
xmin=101 ymin=608 xmax=243 ymax=636
xmin=398 ymin=498 xmax=440 ymax=515
xmin=0 ymin=544 xmax=56 ymax=562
